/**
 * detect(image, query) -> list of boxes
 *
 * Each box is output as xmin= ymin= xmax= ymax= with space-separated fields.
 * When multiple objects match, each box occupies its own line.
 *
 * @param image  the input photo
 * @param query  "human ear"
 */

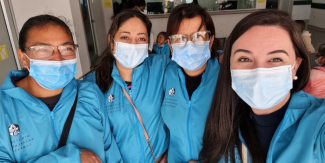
xmin=168 ymin=39 xmax=173 ymax=54
xmin=18 ymin=49 xmax=30 ymax=70
xmin=209 ymin=35 xmax=215 ymax=51
xmin=108 ymin=34 xmax=115 ymax=54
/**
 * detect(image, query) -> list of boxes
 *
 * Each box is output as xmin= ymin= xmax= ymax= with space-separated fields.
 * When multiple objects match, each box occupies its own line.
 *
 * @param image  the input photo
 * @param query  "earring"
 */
xmin=294 ymin=76 xmax=298 ymax=80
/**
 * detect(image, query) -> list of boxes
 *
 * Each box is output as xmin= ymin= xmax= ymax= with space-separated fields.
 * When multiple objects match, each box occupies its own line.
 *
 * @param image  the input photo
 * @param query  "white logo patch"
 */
xmin=108 ymin=94 xmax=115 ymax=103
xmin=8 ymin=124 xmax=20 ymax=136
xmin=169 ymin=88 xmax=175 ymax=96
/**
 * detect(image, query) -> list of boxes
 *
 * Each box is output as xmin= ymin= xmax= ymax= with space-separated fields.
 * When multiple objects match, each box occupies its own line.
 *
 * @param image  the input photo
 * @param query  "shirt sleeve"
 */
xmin=0 ymin=142 xmax=81 ymax=163
xmin=314 ymin=121 xmax=325 ymax=162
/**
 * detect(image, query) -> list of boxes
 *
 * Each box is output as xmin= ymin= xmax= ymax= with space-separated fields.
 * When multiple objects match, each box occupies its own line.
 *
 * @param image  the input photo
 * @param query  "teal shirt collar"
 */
xmin=2 ymin=70 xmax=77 ymax=106
xmin=111 ymin=59 xmax=147 ymax=93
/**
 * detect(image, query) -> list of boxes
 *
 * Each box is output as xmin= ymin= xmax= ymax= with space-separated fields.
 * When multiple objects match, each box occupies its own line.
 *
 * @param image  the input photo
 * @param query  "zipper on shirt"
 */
xmin=50 ymin=111 xmax=59 ymax=143
xmin=184 ymin=73 xmax=204 ymax=160
xmin=187 ymin=101 xmax=194 ymax=159
xmin=37 ymin=91 xmax=75 ymax=145
xmin=125 ymin=74 xmax=146 ymax=162
xmin=39 ymin=102 xmax=59 ymax=144
xmin=268 ymin=108 xmax=290 ymax=162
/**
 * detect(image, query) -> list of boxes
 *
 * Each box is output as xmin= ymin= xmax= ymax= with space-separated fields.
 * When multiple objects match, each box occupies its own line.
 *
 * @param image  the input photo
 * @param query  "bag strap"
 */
xmin=57 ymin=90 xmax=78 ymax=149
xmin=241 ymin=143 xmax=248 ymax=163
xmin=121 ymin=88 xmax=157 ymax=162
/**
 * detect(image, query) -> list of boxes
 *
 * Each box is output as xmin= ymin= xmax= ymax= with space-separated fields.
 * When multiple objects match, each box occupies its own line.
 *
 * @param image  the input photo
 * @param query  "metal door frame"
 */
xmin=85 ymin=0 xmax=98 ymax=62
xmin=0 ymin=0 xmax=21 ymax=70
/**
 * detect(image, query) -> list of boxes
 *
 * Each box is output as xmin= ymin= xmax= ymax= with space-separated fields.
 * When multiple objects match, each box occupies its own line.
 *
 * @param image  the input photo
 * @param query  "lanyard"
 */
xmin=121 ymin=87 xmax=157 ymax=162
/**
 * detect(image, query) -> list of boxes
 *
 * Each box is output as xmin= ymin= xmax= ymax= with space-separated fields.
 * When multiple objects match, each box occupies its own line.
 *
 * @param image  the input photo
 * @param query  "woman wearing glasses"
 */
xmin=0 ymin=15 xmax=121 ymax=162
xmin=83 ymin=10 xmax=169 ymax=162
xmin=160 ymin=4 xmax=220 ymax=162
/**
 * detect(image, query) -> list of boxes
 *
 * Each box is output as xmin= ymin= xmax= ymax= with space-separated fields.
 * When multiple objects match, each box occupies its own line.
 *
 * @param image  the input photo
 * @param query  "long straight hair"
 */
xmin=82 ymin=9 xmax=152 ymax=93
xmin=200 ymin=10 xmax=310 ymax=163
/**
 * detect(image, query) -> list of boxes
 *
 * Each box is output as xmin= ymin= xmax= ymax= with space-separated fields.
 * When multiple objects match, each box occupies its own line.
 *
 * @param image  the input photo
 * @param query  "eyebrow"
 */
xmin=234 ymin=49 xmax=252 ymax=55
xmin=233 ymin=49 xmax=289 ymax=56
xmin=137 ymin=33 xmax=147 ymax=36
xmin=120 ymin=31 xmax=147 ymax=36
xmin=268 ymin=50 xmax=289 ymax=56
xmin=32 ymin=41 xmax=73 ymax=46
xmin=33 ymin=42 xmax=51 ymax=46
xmin=120 ymin=31 xmax=131 ymax=34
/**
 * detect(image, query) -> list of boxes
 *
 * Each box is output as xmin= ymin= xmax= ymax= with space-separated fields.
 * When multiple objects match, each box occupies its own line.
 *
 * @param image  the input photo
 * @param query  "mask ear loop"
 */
xmin=291 ymin=61 xmax=298 ymax=80
xmin=23 ymin=53 xmax=32 ymax=71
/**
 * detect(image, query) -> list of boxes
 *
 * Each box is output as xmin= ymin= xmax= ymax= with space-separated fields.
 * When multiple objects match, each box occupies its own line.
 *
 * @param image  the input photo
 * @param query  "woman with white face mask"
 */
xmin=83 ymin=10 xmax=169 ymax=163
xmin=160 ymin=4 xmax=220 ymax=163
xmin=200 ymin=10 xmax=325 ymax=163
xmin=0 ymin=15 xmax=121 ymax=163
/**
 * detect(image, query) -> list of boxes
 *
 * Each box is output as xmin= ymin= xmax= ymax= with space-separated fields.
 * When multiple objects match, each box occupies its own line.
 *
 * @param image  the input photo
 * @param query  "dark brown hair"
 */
xmin=82 ymin=9 xmax=152 ymax=93
xmin=318 ymin=43 xmax=325 ymax=56
xmin=200 ymin=10 xmax=310 ymax=163
xmin=166 ymin=3 xmax=217 ymax=58
xmin=158 ymin=31 xmax=168 ymax=40
xmin=19 ymin=14 xmax=73 ymax=51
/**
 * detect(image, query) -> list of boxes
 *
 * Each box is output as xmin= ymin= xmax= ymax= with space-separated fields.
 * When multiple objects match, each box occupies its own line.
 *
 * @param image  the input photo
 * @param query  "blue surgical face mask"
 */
xmin=315 ymin=58 xmax=322 ymax=66
xmin=171 ymin=41 xmax=211 ymax=71
xmin=24 ymin=53 xmax=77 ymax=90
xmin=113 ymin=40 xmax=148 ymax=69
xmin=157 ymin=44 xmax=165 ymax=48
xmin=231 ymin=63 xmax=295 ymax=110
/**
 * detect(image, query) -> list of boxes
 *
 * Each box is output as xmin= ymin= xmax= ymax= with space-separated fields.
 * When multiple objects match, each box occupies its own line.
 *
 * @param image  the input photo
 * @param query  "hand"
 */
xmin=218 ymin=53 xmax=224 ymax=64
xmin=80 ymin=149 xmax=101 ymax=163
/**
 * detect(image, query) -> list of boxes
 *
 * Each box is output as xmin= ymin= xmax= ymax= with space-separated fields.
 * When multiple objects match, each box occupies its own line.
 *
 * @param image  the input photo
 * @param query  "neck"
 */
xmin=183 ymin=62 xmax=207 ymax=77
xmin=116 ymin=61 xmax=133 ymax=81
xmin=16 ymin=76 xmax=63 ymax=98
xmin=251 ymin=92 xmax=291 ymax=115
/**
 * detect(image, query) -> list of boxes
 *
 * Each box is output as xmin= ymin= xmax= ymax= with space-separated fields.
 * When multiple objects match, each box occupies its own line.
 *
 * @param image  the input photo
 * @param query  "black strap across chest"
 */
xmin=57 ymin=91 xmax=78 ymax=149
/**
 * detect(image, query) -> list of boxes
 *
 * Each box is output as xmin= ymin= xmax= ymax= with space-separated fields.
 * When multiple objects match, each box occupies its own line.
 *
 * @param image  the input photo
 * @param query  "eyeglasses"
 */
xmin=169 ymin=31 xmax=211 ymax=49
xmin=24 ymin=44 xmax=78 ymax=59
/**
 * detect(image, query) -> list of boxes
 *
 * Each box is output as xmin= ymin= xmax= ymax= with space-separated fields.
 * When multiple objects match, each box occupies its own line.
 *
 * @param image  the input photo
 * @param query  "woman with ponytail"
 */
xmin=83 ymin=9 xmax=169 ymax=163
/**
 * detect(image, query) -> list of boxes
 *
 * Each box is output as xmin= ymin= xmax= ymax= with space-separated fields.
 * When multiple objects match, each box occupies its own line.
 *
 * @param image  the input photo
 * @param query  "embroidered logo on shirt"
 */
xmin=108 ymin=94 xmax=115 ymax=103
xmin=169 ymin=88 xmax=175 ymax=96
xmin=8 ymin=124 xmax=20 ymax=136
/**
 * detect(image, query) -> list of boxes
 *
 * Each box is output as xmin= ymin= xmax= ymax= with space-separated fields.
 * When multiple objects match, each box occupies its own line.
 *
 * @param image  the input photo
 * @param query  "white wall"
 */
xmin=312 ymin=0 xmax=325 ymax=3
xmin=255 ymin=0 xmax=266 ymax=9
xmin=278 ymin=0 xmax=293 ymax=13
xmin=149 ymin=12 xmax=251 ymax=39
xmin=309 ymin=0 xmax=325 ymax=29
xmin=9 ymin=0 xmax=90 ymax=78
xmin=102 ymin=3 xmax=114 ymax=35
xmin=309 ymin=8 xmax=325 ymax=29
xmin=292 ymin=5 xmax=311 ymax=20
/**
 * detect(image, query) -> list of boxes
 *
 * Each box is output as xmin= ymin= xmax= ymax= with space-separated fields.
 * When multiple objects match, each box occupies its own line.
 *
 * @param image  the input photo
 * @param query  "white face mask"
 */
xmin=113 ymin=40 xmax=148 ymax=69
xmin=231 ymin=63 xmax=296 ymax=110
xmin=24 ymin=53 xmax=77 ymax=90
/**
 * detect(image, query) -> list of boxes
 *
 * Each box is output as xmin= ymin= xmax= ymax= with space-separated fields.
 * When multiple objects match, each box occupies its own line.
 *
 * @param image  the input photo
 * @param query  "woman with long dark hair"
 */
xmin=161 ymin=4 xmax=220 ymax=162
xmin=83 ymin=10 xmax=169 ymax=162
xmin=200 ymin=10 xmax=325 ymax=163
